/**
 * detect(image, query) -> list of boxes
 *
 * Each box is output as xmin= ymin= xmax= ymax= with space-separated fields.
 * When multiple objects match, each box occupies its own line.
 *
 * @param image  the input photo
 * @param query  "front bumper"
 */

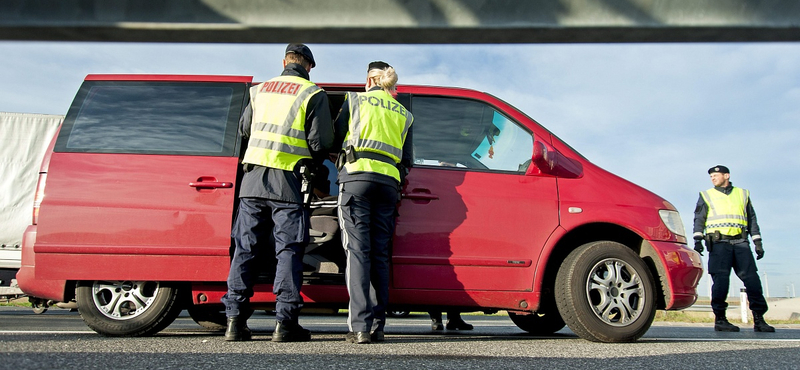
xmin=644 ymin=240 xmax=704 ymax=310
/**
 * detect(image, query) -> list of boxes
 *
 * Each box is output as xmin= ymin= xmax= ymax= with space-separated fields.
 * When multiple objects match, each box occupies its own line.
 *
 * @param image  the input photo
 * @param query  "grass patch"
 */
xmin=654 ymin=310 xmax=714 ymax=323
xmin=0 ymin=297 xmax=31 ymax=307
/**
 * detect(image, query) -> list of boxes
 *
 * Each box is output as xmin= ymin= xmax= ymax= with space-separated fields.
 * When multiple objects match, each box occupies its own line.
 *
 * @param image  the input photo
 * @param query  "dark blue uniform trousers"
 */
xmin=222 ymin=197 xmax=309 ymax=323
xmin=709 ymin=239 xmax=768 ymax=315
xmin=338 ymin=181 xmax=398 ymax=333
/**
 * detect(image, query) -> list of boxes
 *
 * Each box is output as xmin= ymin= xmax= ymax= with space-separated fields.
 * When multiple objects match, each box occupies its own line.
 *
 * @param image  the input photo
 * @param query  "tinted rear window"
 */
xmin=55 ymin=81 xmax=246 ymax=156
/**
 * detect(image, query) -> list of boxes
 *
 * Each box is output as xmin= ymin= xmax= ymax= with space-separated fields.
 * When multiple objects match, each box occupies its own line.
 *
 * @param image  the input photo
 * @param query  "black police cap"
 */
xmin=285 ymin=43 xmax=315 ymax=68
xmin=708 ymin=165 xmax=730 ymax=174
xmin=368 ymin=61 xmax=392 ymax=71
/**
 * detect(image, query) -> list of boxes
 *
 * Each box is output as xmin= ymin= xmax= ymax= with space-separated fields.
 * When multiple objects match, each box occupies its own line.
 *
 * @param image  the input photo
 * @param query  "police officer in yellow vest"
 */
xmin=222 ymin=44 xmax=334 ymax=342
xmin=334 ymin=61 xmax=413 ymax=344
xmin=693 ymin=165 xmax=774 ymax=333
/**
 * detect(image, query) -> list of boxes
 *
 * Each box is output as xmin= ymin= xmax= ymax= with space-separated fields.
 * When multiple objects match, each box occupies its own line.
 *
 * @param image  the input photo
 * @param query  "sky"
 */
xmin=1 ymin=41 xmax=799 ymax=298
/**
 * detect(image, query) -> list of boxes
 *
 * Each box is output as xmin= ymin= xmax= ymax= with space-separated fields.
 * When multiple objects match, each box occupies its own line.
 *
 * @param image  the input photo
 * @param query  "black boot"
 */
xmin=445 ymin=312 xmax=473 ymax=330
xmin=429 ymin=312 xmax=444 ymax=331
xmin=446 ymin=319 xmax=474 ymax=330
xmin=753 ymin=313 xmax=775 ymax=332
xmin=713 ymin=313 xmax=740 ymax=332
xmin=272 ymin=320 xmax=311 ymax=342
xmin=224 ymin=316 xmax=252 ymax=341
xmin=370 ymin=319 xmax=385 ymax=342
xmin=370 ymin=330 xmax=385 ymax=342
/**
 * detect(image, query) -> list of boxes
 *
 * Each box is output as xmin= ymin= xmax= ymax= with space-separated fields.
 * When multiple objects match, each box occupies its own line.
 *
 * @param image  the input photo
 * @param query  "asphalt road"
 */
xmin=2 ymin=307 xmax=799 ymax=369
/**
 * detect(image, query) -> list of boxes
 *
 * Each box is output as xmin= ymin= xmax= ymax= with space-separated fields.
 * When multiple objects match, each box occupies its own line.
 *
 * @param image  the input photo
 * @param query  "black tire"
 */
xmin=555 ymin=241 xmax=656 ymax=343
xmin=187 ymin=305 xmax=227 ymax=331
xmin=508 ymin=311 xmax=566 ymax=335
xmin=76 ymin=281 xmax=184 ymax=337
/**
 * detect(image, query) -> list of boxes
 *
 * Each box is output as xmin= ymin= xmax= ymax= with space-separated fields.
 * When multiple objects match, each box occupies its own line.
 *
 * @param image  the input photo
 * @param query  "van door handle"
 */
xmin=402 ymin=193 xmax=438 ymax=200
xmin=189 ymin=177 xmax=234 ymax=189
xmin=402 ymin=188 xmax=439 ymax=201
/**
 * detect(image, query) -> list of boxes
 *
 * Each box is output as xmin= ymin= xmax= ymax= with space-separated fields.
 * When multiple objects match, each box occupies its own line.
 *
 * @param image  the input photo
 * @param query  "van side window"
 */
xmin=411 ymin=96 xmax=533 ymax=173
xmin=55 ymin=82 xmax=245 ymax=156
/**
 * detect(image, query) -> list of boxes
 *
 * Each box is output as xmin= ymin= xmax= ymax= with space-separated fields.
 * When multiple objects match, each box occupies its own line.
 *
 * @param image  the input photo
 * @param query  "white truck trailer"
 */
xmin=0 ymin=112 xmax=62 ymax=297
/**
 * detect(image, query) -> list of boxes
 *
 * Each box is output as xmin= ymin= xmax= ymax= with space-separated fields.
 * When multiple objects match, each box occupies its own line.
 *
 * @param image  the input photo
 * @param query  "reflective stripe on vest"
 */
xmin=343 ymin=90 xmax=413 ymax=182
xmin=700 ymin=187 xmax=749 ymax=236
xmin=242 ymin=76 xmax=321 ymax=171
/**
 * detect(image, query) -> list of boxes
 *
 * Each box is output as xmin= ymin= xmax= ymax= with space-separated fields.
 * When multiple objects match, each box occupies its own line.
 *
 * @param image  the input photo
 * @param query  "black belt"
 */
xmin=352 ymin=150 xmax=397 ymax=166
xmin=719 ymin=234 xmax=743 ymax=240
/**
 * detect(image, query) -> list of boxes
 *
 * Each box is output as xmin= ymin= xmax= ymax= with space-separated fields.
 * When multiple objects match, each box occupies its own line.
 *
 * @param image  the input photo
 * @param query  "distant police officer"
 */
xmin=222 ymin=43 xmax=334 ymax=342
xmin=334 ymin=61 xmax=413 ymax=344
xmin=693 ymin=165 xmax=775 ymax=332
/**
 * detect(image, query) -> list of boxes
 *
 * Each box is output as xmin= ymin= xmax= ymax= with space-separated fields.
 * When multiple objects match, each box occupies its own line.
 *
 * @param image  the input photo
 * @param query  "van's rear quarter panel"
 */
xmin=17 ymin=225 xmax=68 ymax=301
xmin=34 ymin=152 xmax=237 ymax=281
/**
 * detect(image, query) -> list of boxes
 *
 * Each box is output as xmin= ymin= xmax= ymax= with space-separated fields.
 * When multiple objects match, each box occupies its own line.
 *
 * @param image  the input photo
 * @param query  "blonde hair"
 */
xmin=285 ymin=52 xmax=312 ymax=69
xmin=368 ymin=67 xmax=398 ymax=94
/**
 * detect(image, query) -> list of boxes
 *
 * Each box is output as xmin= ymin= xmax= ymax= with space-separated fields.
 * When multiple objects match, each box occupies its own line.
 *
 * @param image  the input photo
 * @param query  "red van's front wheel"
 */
xmin=76 ymin=280 xmax=184 ymax=336
xmin=555 ymin=241 xmax=656 ymax=343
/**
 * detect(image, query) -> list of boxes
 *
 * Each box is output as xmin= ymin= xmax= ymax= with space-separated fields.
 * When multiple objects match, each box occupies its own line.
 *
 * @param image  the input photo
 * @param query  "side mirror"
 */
xmin=532 ymin=141 xmax=552 ymax=171
xmin=528 ymin=140 xmax=582 ymax=178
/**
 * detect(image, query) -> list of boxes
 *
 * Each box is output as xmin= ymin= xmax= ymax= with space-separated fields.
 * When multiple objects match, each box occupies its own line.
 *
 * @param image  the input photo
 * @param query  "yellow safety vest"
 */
xmin=701 ymin=187 xmax=749 ymax=236
xmin=342 ymin=90 xmax=413 ymax=182
xmin=242 ymin=76 xmax=321 ymax=171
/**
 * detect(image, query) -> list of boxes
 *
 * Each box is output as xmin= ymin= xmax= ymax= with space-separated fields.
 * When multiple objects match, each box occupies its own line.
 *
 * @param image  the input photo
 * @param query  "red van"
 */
xmin=17 ymin=74 xmax=702 ymax=342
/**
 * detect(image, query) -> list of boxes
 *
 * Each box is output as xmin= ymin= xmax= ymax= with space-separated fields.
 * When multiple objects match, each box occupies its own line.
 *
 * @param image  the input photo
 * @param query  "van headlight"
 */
xmin=658 ymin=210 xmax=685 ymax=237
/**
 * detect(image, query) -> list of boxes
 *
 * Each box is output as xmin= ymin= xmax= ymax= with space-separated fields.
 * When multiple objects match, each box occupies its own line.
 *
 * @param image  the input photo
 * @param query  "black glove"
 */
xmin=693 ymin=240 xmax=704 ymax=256
xmin=397 ymin=164 xmax=409 ymax=199
xmin=310 ymin=162 xmax=330 ymax=197
xmin=398 ymin=163 xmax=409 ymax=187
xmin=754 ymin=239 xmax=764 ymax=260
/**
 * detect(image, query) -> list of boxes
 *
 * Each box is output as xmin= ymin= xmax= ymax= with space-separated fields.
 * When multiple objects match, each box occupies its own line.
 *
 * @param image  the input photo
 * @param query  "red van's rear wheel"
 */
xmin=76 ymin=280 xmax=184 ymax=336
xmin=187 ymin=305 xmax=227 ymax=331
xmin=508 ymin=310 xmax=566 ymax=335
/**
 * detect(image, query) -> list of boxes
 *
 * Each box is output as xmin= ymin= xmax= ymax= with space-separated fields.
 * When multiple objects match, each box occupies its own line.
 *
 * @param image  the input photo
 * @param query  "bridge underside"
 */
xmin=2 ymin=0 xmax=799 ymax=43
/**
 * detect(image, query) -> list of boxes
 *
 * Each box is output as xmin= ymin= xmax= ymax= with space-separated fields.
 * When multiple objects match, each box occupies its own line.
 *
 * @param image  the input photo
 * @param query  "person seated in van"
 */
xmin=222 ymin=43 xmax=334 ymax=342
xmin=333 ymin=61 xmax=413 ymax=344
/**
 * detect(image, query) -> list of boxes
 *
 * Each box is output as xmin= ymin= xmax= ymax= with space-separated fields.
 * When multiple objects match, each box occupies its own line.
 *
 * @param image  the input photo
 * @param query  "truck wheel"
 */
xmin=555 ymin=241 xmax=656 ymax=343
xmin=508 ymin=311 xmax=566 ymax=335
xmin=76 ymin=281 xmax=184 ymax=337
xmin=30 ymin=298 xmax=49 ymax=314
xmin=32 ymin=305 xmax=48 ymax=314
xmin=187 ymin=305 xmax=227 ymax=331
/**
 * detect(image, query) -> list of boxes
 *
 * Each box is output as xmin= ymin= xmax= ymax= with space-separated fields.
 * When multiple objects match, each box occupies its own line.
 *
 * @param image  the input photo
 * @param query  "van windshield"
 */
xmin=485 ymin=92 xmax=588 ymax=162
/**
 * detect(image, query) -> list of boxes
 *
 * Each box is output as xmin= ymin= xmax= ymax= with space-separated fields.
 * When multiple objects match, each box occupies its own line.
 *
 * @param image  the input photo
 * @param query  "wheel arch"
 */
xmin=535 ymin=222 xmax=668 ymax=312
xmin=64 ymin=280 xmax=77 ymax=302
xmin=74 ymin=279 xmax=194 ymax=305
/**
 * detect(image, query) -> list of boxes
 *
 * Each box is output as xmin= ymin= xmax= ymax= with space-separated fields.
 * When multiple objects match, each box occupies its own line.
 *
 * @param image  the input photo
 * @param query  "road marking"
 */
xmin=306 ymin=322 xmax=509 ymax=327
xmin=0 ymin=330 xmax=94 ymax=334
xmin=2 ymin=330 xmax=797 ymax=344
xmin=648 ymin=337 xmax=800 ymax=342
